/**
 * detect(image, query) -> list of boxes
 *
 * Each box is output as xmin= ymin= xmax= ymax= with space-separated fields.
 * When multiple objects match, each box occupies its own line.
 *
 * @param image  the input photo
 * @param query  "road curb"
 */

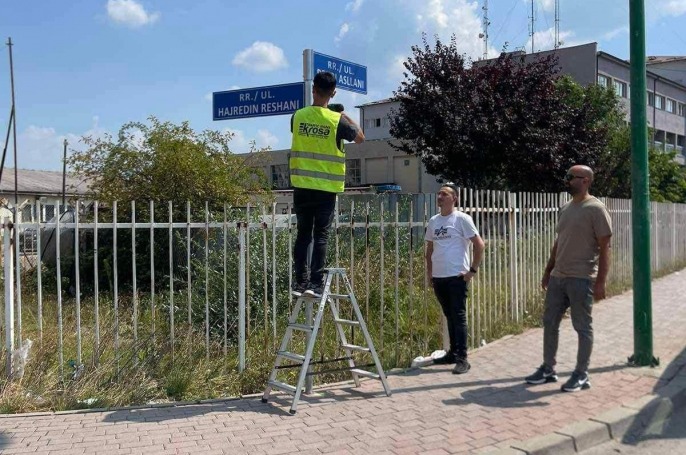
xmin=498 ymin=363 xmax=686 ymax=454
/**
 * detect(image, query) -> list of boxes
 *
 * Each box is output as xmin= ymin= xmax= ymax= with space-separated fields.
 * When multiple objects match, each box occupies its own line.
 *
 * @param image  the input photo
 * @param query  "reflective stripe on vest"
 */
xmin=290 ymin=106 xmax=345 ymax=193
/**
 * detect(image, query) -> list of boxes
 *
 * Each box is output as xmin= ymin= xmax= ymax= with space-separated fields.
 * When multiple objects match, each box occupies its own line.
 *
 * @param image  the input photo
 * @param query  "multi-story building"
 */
xmin=256 ymin=42 xmax=686 ymax=199
xmin=525 ymin=43 xmax=686 ymax=161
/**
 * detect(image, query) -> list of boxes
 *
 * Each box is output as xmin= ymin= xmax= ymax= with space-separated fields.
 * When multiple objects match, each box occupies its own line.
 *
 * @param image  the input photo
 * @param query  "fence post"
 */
xmin=508 ymin=193 xmax=519 ymax=322
xmin=238 ymin=221 xmax=246 ymax=372
xmin=4 ymin=218 xmax=14 ymax=377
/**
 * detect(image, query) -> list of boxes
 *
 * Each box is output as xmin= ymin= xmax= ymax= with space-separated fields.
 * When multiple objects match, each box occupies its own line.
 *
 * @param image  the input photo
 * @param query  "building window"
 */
xmin=613 ymin=80 xmax=627 ymax=98
xmin=597 ymin=74 xmax=610 ymax=88
xmin=382 ymin=117 xmax=390 ymax=127
xmin=655 ymin=95 xmax=665 ymax=110
xmin=345 ymin=159 xmax=361 ymax=186
xmin=678 ymin=102 xmax=685 ymax=117
xmin=374 ymin=118 xmax=381 ymax=127
xmin=270 ymin=164 xmax=289 ymax=189
xmin=648 ymin=91 xmax=654 ymax=107
xmin=666 ymin=99 xmax=676 ymax=113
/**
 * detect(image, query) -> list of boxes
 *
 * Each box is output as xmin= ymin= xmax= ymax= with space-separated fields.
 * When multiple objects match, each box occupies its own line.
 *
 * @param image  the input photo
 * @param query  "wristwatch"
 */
xmin=469 ymin=267 xmax=478 ymax=274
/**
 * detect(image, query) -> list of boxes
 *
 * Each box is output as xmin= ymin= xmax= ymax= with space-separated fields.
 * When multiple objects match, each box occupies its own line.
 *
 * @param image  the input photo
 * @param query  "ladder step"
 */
xmin=328 ymin=293 xmax=351 ymax=300
xmin=268 ymin=380 xmax=297 ymax=395
xmin=350 ymin=368 xmax=381 ymax=380
xmin=334 ymin=318 xmax=360 ymax=327
xmin=277 ymin=351 xmax=305 ymax=362
xmin=288 ymin=323 xmax=313 ymax=332
xmin=341 ymin=343 xmax=370 ymax=353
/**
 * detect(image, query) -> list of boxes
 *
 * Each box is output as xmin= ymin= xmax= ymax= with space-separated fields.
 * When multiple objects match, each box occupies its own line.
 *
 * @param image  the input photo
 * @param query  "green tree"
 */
xmin=67 ymin=116 xmax=270 ymax=210
xmin=62 ymin=116 xmax=273 ymax=295
xmin=389 ymin=36 xmax=611 ymax=191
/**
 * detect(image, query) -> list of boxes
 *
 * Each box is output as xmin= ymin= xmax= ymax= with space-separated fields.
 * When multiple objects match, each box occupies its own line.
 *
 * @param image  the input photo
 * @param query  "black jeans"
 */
xmin=293 ymin=188 xmax=336 ymax=287
xmin=432 ymin=276 xmax=469 ymax=359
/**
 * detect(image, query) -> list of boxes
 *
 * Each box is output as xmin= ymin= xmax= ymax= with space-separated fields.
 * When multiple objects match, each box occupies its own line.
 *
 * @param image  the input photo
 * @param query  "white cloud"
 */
xmin=225 ymin=128 xmax=279 ymax=153
xmin=535 ymin=0 xmax=555 ymax=13
xmin=256 ymin=129 xmax=279 ymax=150
xmin=106 ymin=0 xmax=159 ymax=28
xmin=659 ymin=0 xmax=686 ymax=16
xmin=335 ymin=23 xmax=350 ymax=44
xmin=415 ymin=0 xmax=491 ymax=60
xmin=205 ymin=86 xmax=240 ymax=102
xmin=601 ymin=26 xmax=629 ymax=41
xmin=525 ymin=28 xmax=580 ymax=53
xmin=345 ymin=0 xmax=364 ymax=12
xmin=232 ymin=41 xmax=288 ymax=72
xmin=15 ymin=117 xmax=109 ymax=171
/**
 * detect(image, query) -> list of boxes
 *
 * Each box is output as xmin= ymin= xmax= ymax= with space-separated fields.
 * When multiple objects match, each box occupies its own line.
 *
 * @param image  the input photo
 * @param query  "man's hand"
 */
xmin=593 ymin=280 xmax=606 ymax=301
xmin=464 ymin=271 xmax=476 ymax=282
xmin=541 ymin=272 xmax=551 ymax=290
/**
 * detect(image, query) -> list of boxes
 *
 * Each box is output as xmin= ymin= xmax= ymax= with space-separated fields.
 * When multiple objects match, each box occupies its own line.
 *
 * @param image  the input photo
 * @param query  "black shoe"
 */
xmin=433 ymin=351 xmax=456 ymax=365
xmin=304 ymin=282 xmax=324 ymax=298
xmin=452 ymin=358 xmax=471 ymax=374
xmin=291 ymin=281 xmax=308 ymax=297
xmin=561 ymin=371 xmax=591 ymax=392
xmin=525 ymin=364 xmax=559 ymax=384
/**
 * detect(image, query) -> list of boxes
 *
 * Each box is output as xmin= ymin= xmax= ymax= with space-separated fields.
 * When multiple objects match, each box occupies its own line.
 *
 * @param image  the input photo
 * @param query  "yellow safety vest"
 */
xmin=290 ymin=106 xmax=346 ymax=193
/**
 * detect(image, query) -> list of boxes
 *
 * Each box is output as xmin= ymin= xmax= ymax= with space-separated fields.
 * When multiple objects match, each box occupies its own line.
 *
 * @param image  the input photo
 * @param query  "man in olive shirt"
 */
xmin=525 ymin=165 xmax=612 ymax=392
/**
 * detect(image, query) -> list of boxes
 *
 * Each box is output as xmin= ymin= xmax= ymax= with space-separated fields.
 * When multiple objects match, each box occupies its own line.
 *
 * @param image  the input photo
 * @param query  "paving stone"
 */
xmin=0 ymin=271 xmax=685 ymax=455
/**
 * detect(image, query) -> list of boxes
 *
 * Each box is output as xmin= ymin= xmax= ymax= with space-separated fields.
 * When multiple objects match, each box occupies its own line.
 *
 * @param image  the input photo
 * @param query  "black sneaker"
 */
xmin=433 ymin=351 xmax=456 ymax=365
xmin=525 ymin=364 xmax=559 ymax=384
xmin=452 ymin=358 xmax=471 ymax=374
xmin=304 ymin=282 xmax=324 ymax=298
xmin=561 ymin=371 xmax=591 ymax=392
xmin=291 ymin=281 xmax=308 ymax=297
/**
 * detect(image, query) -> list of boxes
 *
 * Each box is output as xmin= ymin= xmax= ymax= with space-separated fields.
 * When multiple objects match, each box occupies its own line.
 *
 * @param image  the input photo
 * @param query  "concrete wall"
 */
xmin=359 ymin=100 xmax=401 ymax=141
xmin=258 ymin=140 xmax=442 ymax=197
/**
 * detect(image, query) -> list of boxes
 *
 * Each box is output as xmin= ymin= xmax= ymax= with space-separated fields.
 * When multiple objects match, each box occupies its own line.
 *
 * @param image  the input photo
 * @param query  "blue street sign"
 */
xmin=213 ymin=82 xmax=305 ymax=121
xmin=312 ymin=52 xmax=367 ymax=94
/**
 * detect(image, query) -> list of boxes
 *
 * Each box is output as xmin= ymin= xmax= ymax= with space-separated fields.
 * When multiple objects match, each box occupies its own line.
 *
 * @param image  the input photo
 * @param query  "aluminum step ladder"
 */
xmin=261 ymin=267 xmax=391 ymax=414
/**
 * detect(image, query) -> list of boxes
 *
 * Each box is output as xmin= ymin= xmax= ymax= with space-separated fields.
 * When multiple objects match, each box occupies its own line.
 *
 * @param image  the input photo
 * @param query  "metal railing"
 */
xmin=2 ymin=192 xmax=686 ymax=381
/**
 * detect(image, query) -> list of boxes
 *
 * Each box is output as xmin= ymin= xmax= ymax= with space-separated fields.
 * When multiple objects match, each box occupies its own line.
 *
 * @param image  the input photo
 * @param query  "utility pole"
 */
xmin=554 ymin=0 xmax=560 ymax=49
xmin=7 ymin=37 xmax=18 ymax=223
xmin=628 ymin=0 xmax=658 ymax=367
xmin=481 ymin=0 xmax=490 ymax=60
xmin=62 ymin=139 xmax=68 ymax=208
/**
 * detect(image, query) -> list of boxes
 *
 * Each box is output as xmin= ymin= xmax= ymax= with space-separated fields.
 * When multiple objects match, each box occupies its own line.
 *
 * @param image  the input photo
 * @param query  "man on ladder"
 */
xmin=289 ymin=71 xmax=364 ymax=297
xmin=261 ymin=72 xmax=387 ymax=415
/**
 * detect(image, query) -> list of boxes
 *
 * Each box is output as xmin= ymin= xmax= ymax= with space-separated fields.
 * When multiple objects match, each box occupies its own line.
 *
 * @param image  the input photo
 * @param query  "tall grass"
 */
xmin=1 ymin=193 xmax=685 ymax=413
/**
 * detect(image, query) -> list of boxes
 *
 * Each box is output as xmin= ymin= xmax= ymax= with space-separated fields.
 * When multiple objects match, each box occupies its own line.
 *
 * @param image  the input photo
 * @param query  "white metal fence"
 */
xmin=2 ymin=192 xmax=686 ymax=381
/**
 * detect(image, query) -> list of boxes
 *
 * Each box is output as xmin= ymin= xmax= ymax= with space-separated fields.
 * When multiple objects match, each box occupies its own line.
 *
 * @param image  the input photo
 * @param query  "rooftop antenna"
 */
xmin=480 ymin=0 xmax=490 ymax=60
xmin=529 ymin=0 xmax=535 ymax=53
xmin=554 ymin=0 xmax=560 ymax=49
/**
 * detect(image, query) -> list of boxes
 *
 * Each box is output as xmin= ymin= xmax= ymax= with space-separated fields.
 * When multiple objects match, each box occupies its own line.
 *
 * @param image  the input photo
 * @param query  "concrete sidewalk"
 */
xmin=1 ymin=271 xmax=685 ymax=455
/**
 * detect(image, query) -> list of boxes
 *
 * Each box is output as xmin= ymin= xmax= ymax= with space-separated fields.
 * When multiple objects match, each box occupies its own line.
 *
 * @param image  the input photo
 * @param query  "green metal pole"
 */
xmin=628 ymin=0 xmax=658 ymax=367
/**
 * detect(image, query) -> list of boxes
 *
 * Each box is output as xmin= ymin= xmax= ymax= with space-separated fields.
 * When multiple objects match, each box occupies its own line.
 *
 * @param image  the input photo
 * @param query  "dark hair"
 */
xmin=314 ymin=71 xmax=336 ymax=96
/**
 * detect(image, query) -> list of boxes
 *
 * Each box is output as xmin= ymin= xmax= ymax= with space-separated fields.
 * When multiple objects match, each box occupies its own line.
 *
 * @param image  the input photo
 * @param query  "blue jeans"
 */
xmin=432 ymin=276 xmax=469 ymax=359
xmin=543 ymin=276 xmax=594 ymax=374
xmin=293 ymin=188 xmax=336 ymax=287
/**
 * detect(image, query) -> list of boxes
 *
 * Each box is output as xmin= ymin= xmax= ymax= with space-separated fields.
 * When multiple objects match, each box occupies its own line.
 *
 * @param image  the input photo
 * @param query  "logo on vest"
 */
xmin=298 ymin=123 xmax=331 ymax=139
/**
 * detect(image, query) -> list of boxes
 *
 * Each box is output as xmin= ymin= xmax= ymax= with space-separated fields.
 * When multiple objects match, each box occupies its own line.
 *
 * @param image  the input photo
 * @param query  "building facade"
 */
xmin=256 ymin=42 xmax=686 ymax=198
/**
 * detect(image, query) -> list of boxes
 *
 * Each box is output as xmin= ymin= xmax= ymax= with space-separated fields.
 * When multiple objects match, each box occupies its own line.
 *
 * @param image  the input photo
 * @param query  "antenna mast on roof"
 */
xmin=481 ymin=0 xmax=490 ymax=60
xmin=554 ymin=0 xmax=560 ymax=49
xmin=529 ymin=0 xmax=535 ymax=53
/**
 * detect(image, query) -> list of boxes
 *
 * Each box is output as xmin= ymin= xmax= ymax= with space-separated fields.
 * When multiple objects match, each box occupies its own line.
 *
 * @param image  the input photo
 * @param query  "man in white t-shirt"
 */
xmin=425 ymin=183 xmax=485 ymax=374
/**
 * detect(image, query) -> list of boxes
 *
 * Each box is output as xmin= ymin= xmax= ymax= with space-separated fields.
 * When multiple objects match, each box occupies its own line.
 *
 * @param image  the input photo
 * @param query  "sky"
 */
xmin=2 ymin=0 xmax=686 ymax=171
